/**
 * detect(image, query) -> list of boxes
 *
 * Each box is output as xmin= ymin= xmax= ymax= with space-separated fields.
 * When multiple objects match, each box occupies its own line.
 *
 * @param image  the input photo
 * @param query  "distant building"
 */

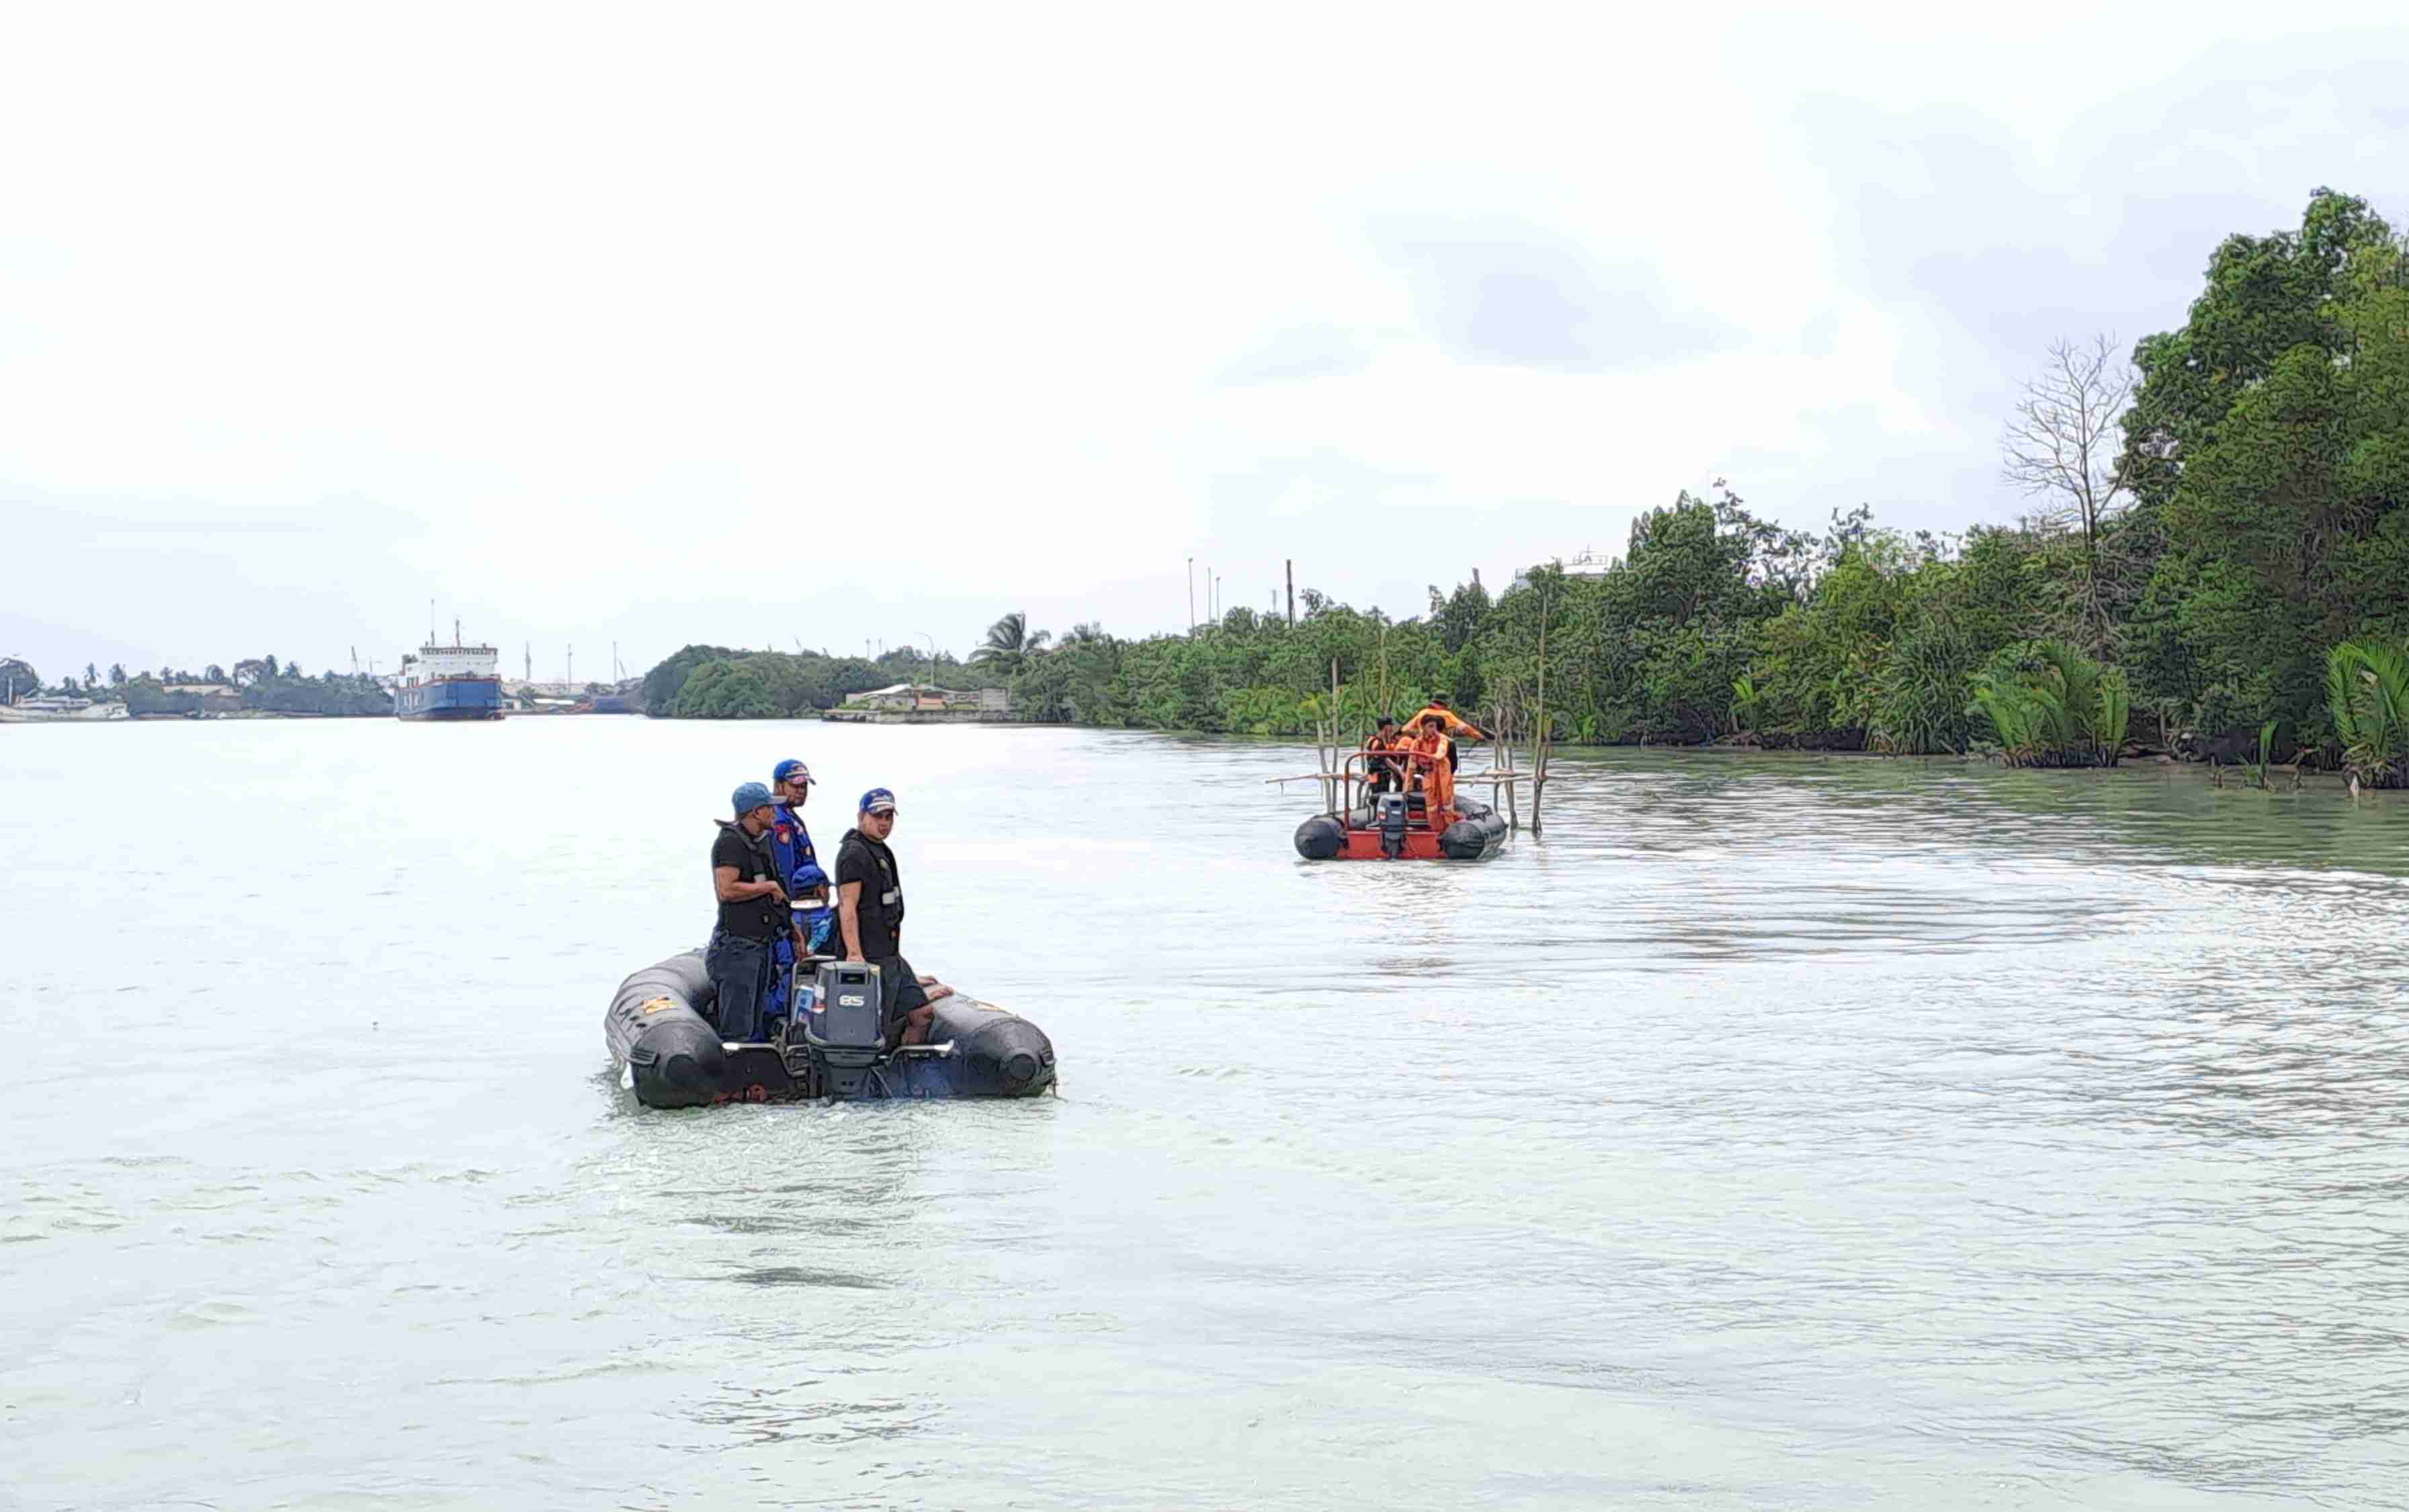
xmin=829 ymin=682 xmax=1009 ymax=724
xmin=846 ymin=682 xmax=925 ymax=711
xmin=1512 ymin=548 xmax=1615 ymax=593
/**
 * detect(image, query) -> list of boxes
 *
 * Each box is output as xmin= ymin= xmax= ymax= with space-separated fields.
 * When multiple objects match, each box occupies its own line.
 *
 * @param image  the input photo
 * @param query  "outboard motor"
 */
xmin=1377 ymin=791 xmax=1410 ymax=859
xmin=806 ymin=960 xmax=888 ymax=1097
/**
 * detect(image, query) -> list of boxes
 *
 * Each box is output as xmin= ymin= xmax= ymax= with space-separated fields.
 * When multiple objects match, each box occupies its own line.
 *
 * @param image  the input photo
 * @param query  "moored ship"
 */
xmin=395 ymin=624 xmax=504 ymax=721
xmin=0 ymin=694 xmax=130 ymax=724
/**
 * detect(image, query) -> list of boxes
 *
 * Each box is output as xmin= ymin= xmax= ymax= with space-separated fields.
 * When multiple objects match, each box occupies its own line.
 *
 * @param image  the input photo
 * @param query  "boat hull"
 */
xmin=1294 ymin=795 xmax=1509 ymax=862
xmin=604 ymin=951 xmax=1056 ymax=1106
xmin=395 ymin=678 xmax=503 ymax=720
xmin=0 ymin=702 xmax=130 ymax=722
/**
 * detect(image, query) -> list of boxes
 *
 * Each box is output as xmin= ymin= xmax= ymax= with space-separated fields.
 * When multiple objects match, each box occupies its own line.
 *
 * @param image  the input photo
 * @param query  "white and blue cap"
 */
xmin=771 ymin=758 xmax=812 ymax=786
xmin=859 ymin=787 xmax=897 ymax=816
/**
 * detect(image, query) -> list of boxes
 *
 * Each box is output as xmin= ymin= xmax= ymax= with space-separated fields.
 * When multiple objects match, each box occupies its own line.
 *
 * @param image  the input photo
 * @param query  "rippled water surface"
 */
xmin=5 ymin=720 xmax=2408 ymax=1509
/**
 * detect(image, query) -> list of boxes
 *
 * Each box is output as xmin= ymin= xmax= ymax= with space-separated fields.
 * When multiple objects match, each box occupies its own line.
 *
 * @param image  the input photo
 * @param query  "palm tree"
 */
xmin=2326 ymin=641 xmax=2409 ymax=788
xmin=971 ymin=612 xmax=1052 ymax=675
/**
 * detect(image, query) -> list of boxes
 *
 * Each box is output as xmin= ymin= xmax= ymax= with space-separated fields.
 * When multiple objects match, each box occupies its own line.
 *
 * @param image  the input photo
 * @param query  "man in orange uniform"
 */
xmin=1409 ymin=712 xmax=1457 ymax=828
xmin=1407 ymin=696 xmax=1489 ymax=773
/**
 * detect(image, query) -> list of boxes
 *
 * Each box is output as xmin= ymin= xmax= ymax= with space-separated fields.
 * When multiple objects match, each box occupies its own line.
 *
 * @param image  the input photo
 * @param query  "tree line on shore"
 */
xmin=641 ymin=190 xmax=2408 ymax=786
xmin=0 ymin=655 xmax=392 ymax=716
xmin=640 ymin=644 xmax=1006 ymax=720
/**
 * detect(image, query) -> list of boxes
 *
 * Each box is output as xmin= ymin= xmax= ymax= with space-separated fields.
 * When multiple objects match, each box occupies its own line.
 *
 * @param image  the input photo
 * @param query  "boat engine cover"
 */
xmin=809 ymin=960 xmax=886 ymax=1053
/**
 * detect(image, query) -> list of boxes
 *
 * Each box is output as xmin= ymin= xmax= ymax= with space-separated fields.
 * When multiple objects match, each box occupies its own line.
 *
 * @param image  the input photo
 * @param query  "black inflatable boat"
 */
xmin=605 ymin=951 xmax=1056 ymax=1107
xmin=1295 ymin=792 xmax=1509 ymax=862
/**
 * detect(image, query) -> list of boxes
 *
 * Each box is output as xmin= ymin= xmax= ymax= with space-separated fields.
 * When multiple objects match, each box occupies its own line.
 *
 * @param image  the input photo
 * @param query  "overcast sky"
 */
xmin=5 ymin=3 xmax=2406 ymax=681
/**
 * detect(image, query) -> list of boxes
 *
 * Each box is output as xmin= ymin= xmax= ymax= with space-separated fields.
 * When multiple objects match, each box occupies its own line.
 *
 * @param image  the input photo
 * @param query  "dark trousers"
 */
xmin=705 ymin=929 xmax=779 ymax=1042
xmin=874 ymin=954 xmax=931 ymax=1044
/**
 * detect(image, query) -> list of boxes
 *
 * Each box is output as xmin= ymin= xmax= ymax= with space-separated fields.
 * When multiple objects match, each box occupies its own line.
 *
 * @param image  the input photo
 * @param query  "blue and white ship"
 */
xmin=394 ymin=625 xmax=504 ymax=721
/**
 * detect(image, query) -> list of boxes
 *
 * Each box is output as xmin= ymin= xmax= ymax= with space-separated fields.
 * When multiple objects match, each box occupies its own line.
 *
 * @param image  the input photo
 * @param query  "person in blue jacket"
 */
xmin=768 ymin=757 xmax=835 ymax=959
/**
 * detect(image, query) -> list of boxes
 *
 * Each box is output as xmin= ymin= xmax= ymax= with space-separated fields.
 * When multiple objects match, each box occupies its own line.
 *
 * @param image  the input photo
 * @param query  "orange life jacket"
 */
xmin=1410 ymin=704 xmax=1483 ymax=739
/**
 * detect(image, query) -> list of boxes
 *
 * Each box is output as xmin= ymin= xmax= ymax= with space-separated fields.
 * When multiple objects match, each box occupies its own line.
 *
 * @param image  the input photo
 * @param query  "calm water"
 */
xmin=5 ymin=720 xmax=2407 ymax=1510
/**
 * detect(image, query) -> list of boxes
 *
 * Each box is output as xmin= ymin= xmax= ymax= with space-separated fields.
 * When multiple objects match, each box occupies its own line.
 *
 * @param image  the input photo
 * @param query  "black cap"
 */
xmin=1377 ymin=715 xmax=1397 ymax=728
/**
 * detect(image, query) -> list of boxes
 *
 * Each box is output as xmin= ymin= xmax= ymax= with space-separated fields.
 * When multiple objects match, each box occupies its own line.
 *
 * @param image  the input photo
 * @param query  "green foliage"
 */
xmin=0 ymin=657 xmax=36 ymax=702
xmin=670 ymin=660 xmax=777 ymax=718
xmin=1728 ymin=674 xmax=1761 ymax=738
xmin=1968 ymin=640 xmax=2130 ymax=767
xmin=2235 ymin=718 xmax=2281 ymax=790
xmin=621 ymin=190 xmax=2407 ymax=765
xmin=642 ymin=644 xmax=738 ymax=715
xmin=641 ymin=643 xmax=910 ymax=719
xmin=970 ymin=612 xmax=1050 ymax=676
xmin=2324 ymin=641 xmax=2409 ymax=787
xmin=2125 ymin=191 xmax=2409 ymax=736
xmin=240 ymin=666 xmax=390 ymax=714
xmin=1872 ymin=612 xmax=1978 ymax=755
xmin=110 ymin=659 xmax=391 ymax=716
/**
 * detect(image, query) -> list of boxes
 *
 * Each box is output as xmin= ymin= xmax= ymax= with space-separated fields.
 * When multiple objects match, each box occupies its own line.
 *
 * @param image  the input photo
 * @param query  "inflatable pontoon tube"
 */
xmin=605 ymin=950 xmax=1056 ymax=1107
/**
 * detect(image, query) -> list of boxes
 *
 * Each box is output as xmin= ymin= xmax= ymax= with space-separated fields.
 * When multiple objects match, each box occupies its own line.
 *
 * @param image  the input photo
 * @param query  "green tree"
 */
xmin=972 ymin=612 xmax=1050 ymax=675
xmin=671 ymin=659 xmax=777 ymax=718
xmin=641 ymin=644 xmax=738 ymax=716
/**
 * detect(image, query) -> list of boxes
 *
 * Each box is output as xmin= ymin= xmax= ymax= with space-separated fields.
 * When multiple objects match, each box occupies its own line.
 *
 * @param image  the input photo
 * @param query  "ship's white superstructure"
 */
xmin=398 ymin=640 xmax=501 ymax=687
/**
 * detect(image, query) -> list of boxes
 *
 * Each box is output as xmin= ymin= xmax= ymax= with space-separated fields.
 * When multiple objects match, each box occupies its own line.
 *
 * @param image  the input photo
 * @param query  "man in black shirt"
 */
xmin=707 ymin=782 xmax=790 ymax=1042
xmin=835 ymin=786 xmax=952 ymax=1046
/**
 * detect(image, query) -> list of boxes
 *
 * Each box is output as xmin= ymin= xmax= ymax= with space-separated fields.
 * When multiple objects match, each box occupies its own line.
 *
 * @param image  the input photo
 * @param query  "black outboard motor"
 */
xmin=1377 ymin=791 xmax=1410 ymax=858
xmin=805 ymin=960 xmax=888 ymax=1097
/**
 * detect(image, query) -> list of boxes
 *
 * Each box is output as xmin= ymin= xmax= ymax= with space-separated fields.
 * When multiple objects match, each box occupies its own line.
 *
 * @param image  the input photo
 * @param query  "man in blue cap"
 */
xmin=767 ymin=758 xmax=835 ymax=958
xmin=835 ymin=786 xmax=952 ymax=1047
xmin=706 ymin=782 xmax=790 ymax=1041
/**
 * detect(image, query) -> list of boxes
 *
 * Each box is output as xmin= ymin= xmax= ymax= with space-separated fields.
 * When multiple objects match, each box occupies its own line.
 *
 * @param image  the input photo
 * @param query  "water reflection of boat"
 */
xmin=0 ymin=695 xmax=130 ymax=723
xmin=605 ymin=952 xmax=1056 ymax=1106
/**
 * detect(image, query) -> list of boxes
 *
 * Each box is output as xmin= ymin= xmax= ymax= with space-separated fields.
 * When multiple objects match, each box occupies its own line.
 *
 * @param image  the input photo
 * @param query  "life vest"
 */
xmin=838 ymin=828 xmax=906 ymax=946
xmin=771 ymin=804 xmax=835 ymax=954
xmin=1362 ymin=730 xmax=1407 ymax=784
xmin=1409 ymin=704 xmax=1479 ymax=735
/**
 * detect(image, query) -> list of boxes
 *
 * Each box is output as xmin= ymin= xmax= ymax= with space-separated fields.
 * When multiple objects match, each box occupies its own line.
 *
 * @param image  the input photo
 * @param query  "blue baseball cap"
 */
xmin=859 ymin=787 xmax=896 ymax=815
xmin=771 ymin=758 xmax=812 ymax=786
xmin=732 ymin=781 xmax=775 ymax=816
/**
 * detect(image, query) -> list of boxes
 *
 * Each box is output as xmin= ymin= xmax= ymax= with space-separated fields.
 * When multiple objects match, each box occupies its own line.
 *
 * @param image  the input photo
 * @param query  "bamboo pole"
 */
xmin=1331 ymin=658 xmax=1343 ymax=812
xmin=1530 ymin=587 xmax=1550 ymax=835
xmin=1378 ymin=623 xmax=1390 ymax=718
xmin=1498 ymin=705 xmax=1520 ymax=831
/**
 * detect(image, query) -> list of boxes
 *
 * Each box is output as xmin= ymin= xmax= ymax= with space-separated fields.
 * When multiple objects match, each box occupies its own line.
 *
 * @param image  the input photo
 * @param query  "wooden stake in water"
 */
xmin=1530 ymin=584 xmax=1551 ymax=836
